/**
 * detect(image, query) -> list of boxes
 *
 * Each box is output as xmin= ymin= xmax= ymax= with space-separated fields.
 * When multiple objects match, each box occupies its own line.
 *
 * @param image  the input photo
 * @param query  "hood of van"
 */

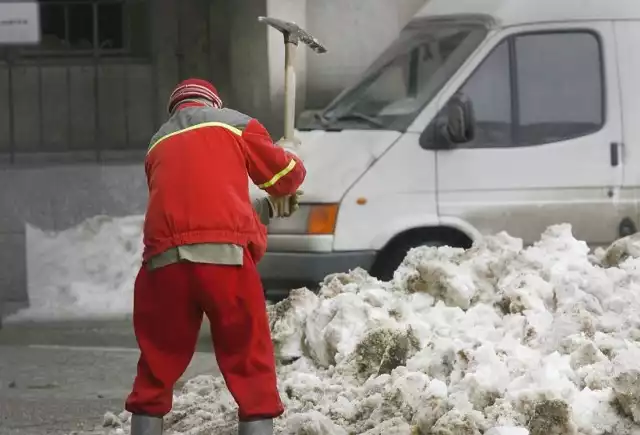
xmin=289 ymin=129 xmax=402 ymax=203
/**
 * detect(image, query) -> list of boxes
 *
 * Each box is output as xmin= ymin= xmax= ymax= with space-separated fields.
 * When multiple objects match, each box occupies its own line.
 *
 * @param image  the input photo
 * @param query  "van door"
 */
xmin=613 ymin=21 xmax=640 ymax=239
xmin=424 ymin=22 xmax=628 ymax=245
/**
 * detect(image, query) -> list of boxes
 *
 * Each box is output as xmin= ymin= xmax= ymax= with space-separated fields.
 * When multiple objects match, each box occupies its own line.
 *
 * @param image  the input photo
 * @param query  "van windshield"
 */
xmin=302 ymin=18 xmax=488 ymax=132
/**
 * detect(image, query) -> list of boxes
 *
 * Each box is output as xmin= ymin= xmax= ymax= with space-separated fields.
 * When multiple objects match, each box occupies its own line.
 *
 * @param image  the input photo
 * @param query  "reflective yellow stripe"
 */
xmin=258 ymin=159 xmax=297 ymax=189
xmin=147 ymin=122 xmax=242 ymax=154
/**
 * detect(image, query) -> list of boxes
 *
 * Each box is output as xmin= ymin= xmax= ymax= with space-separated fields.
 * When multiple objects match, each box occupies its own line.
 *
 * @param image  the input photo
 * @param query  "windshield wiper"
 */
xmin=329 ymin=111 xmax=385 ymax=128
xmin=314 ymin=112 xmax=330 ymax=127
xmin=312 ymin=112 xmax=344 ymax=131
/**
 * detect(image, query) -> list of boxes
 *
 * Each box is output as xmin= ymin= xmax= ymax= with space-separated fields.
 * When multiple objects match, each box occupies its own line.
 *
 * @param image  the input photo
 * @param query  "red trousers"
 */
xmin=124 ymin=250 xmax=284 ymax=420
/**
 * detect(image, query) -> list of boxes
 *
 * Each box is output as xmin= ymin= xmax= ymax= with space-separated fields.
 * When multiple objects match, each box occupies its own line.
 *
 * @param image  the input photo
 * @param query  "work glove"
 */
xmin=275 ymin=136 xmax=302 ymax=154
xmin=267 ymin=190 xmax=303 ymax=218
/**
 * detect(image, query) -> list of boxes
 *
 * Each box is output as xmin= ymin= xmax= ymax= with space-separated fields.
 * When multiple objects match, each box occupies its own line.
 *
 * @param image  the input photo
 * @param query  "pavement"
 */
xmin=0 ymin=319 xmax=220 ymax=435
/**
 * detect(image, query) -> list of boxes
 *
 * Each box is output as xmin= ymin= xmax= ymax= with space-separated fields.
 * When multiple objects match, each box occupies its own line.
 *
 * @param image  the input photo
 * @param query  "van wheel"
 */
xmin=370 ymin=235 xmax=447 ymax=282
xmin=370 ymin=228 xmax=472 ymax=282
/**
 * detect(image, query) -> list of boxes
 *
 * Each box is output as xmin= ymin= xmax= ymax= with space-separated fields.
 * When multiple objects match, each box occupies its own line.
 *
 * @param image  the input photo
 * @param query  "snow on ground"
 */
xmin=7 ymin=214 xmax=640 ymax=433
xmin=7 ymin=215 xmax=144 ymax=322
xmin=100 ymin=224 xmax=640 ymax=435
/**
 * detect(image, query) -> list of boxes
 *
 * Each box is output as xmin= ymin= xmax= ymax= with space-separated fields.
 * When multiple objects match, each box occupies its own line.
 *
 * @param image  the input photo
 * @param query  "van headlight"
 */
xmin=268 ymin=204 xmax=339 ymax=235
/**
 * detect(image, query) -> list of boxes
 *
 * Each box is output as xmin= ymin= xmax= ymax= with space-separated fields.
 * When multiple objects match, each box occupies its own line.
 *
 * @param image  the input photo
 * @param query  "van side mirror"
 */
xmin=419 ymin=93 xmax=476 ymax=150
xmin=445 ymin=93 xmax=475 ymax=144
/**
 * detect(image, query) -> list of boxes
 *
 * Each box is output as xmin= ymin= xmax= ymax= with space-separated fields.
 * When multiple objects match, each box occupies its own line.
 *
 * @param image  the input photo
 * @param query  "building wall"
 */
xmin=0 ymin=63 xmax=155 ymax=162
xmin=0 ymin=0 xmax=234 ymax=163
xmin=227 ymin=0 xmax=271 ymax=126
xmin=0 ymin=0 xmax=427 ymax=160
xmin=0 ymin=0 xmax=229 ymax=316
xmin=0 ymin=164 xmax=146 ymax=315
xmin=0 ymin=0 xmax=428 ymax=160
xmin=0 ymin=0 xmax=430 ymax=317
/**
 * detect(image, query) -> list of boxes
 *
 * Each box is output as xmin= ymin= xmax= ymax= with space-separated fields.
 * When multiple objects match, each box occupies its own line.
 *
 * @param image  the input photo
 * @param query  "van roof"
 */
xmin=415 ymin=0 xmax=640 ymax=27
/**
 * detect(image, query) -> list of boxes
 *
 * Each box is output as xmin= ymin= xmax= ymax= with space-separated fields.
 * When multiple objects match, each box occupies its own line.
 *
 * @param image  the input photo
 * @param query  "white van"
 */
xmin=257 ymin=0 xmax=640 ymax=293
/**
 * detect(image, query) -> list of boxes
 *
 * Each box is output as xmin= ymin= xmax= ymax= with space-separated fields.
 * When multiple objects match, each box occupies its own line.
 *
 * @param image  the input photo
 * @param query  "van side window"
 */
xmin=458 ymin=40 xmax=512 ymax=147
xmin=515 ymin=32 xmax=603 ymax=146
xmin=422 ymin=31 xmax=604 ymax=149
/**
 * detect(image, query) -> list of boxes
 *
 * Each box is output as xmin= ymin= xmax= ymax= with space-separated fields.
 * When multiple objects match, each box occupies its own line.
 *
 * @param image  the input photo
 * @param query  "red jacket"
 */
xmin=143 ymin=102 xmax=306 ymax=263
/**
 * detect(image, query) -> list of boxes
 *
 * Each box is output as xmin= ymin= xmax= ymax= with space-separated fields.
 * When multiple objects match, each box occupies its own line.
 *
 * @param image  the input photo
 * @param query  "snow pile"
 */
xmin=597 ymin=232 xmax=640 ymax=269
xmin=104 ymin=224 xmax=640 ymax=435
xmin=7 ymin=215 xmax=143 ymax=321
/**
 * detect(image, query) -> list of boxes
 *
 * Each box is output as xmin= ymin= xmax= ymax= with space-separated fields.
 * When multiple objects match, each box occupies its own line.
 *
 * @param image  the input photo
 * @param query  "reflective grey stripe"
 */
xmin=147 ymin=243 xmax=244 ymax=271
xmin=149 ymin=106 xmax=252 ymax=149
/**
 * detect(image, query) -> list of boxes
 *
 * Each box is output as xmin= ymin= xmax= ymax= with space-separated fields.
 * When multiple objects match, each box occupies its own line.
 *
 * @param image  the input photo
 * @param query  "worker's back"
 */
xmin=143 ymin=105 xmax=262 ymax=262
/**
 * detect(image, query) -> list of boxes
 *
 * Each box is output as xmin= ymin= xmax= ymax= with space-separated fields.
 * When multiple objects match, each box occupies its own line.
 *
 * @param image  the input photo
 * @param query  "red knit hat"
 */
xmin=167 ymin=78 xmax=223 ymax=114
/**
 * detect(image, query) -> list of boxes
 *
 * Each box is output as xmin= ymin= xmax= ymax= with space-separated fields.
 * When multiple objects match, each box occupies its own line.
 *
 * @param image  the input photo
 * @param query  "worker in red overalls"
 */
xmin=125 ymin=78 xmax=306 ymax=435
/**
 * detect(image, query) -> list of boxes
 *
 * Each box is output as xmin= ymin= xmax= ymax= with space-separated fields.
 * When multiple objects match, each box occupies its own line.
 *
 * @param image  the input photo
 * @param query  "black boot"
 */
xmin=238 ymin=418 xmax=274 ymax=435
xmin=131 ymin=414 xmax=163 ymax=435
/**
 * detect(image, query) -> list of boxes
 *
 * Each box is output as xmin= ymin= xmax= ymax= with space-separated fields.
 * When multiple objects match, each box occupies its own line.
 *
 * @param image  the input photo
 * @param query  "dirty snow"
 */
xmin=101 ymin=224 xmax=640 ymax=435
xmin=6 ymin=215 xmax=143 ymax=322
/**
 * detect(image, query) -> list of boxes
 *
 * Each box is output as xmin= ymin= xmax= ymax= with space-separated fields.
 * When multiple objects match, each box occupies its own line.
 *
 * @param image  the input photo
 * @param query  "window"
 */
xmin=343 ymin=31 xmax=475 ymax=121
xmin=459 ymin=40 xmax=512 ymax=147
xmin=300 ymin=20 xmax=488 ymax=132
xmin=32 ymin=0 xmax=148 ymax=56
xmin=515 ymin=32 xmax=603 ymax=146
xmin=430 ymin=31 xmax=604 ymax=148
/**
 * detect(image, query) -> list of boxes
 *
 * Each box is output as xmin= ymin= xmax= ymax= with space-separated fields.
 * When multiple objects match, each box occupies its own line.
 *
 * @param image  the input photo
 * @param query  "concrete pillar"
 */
xmin=208 ymin=1 xmax=233 ymax=105
xmin=228 ymin=0 xmax=271 ymax=128
xmin=178 ymin=1 xmax=211 ymax=81
xmin=176 ymin=0 xmax=233 ymax=104
xmin=150 ymin=0 xmax=179 ymax=126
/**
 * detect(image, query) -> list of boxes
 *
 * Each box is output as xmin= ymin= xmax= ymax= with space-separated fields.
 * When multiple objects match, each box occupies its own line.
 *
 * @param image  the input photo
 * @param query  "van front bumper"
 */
xmin=257 ymin=250 xmax=377 ymax=296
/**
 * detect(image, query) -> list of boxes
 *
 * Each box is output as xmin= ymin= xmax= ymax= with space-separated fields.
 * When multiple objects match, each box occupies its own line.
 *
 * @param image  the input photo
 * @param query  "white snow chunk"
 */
xmin=20 ymin=217 xmax=638 ymax=434
xmin=8 ymin=215 xmax=143 ymax=321
xmin=284 ymin=411 xmax=348 ymax=435
xmin=485 ymin=428 xmax=529 ymax=435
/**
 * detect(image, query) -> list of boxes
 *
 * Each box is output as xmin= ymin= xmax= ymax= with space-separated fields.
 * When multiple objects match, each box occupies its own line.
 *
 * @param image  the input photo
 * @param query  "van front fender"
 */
xmin=370 ymin=215 xmax=481 ymax=251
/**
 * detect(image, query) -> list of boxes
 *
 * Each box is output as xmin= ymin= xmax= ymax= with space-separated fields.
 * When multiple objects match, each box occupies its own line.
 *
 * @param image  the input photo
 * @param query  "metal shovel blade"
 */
xmin=258 ymin=16 xmax=327 ymax=54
